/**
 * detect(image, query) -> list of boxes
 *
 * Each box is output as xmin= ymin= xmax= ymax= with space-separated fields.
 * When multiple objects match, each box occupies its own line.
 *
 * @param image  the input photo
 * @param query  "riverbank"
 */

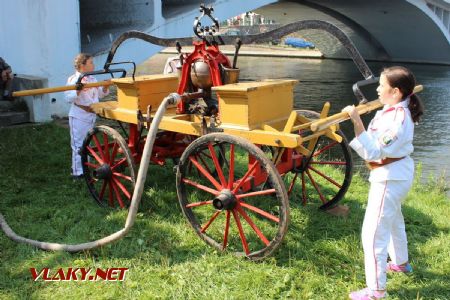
xmin=160 ymin=44 xmax=323 ymax=59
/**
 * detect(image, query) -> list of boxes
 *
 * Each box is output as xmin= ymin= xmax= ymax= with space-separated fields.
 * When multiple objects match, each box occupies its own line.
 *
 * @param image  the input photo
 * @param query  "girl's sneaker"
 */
xmin=386 ymin=262 xmax=413 ymax=273
xmin=349 ymin=288 xmax=387 ymax=300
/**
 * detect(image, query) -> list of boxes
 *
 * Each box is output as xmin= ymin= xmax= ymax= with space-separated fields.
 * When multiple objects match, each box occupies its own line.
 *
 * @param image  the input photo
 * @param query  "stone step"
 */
xmin=0 ymin=100 xmax=14 ymax=112
xmin=0 ymin=111 xmax=29 ymax=127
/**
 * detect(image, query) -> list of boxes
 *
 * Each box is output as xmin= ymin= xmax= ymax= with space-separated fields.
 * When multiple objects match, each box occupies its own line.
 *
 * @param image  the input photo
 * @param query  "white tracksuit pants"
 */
xmin=362 ymin=179 xmax=412 ymax=291
xmin=69 ymin=116 xmax=95 ymax=176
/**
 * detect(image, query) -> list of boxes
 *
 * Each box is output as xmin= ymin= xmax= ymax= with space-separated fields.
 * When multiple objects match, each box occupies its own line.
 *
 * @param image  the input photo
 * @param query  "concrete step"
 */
xmin=0 ymin=100 xmax=14 ymax=112
xmin=0 ymin=110 xmax=29 ymax=127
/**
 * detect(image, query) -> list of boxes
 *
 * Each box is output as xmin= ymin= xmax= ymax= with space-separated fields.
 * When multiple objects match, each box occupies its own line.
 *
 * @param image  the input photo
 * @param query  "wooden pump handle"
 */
xmin=310 ymin=85 xmax=423 ymax=132
xmin=12 ymin=80 xmax=113 ymax=97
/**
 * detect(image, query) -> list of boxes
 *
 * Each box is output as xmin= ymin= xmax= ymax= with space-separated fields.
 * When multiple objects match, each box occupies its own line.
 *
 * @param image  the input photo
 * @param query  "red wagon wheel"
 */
xmin=176 ymin=133 xmax=289 ymax=260
xmin=81 ymin=125 xmax=136 ymax=208
xmin=287 ymin=110 xmax=353 ymax=210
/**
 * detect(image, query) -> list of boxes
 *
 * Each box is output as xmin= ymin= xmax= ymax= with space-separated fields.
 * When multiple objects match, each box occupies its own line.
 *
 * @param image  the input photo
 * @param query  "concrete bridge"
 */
xmin=1 ymin=0 xmax=449 ymax=120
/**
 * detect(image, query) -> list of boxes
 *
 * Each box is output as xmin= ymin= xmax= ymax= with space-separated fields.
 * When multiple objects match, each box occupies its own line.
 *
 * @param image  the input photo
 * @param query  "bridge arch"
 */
xmin=256 ymin=0 xmax=450 ymax=64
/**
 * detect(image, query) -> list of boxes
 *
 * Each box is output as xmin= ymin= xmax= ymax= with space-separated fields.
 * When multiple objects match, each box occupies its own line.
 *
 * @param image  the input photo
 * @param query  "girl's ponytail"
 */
xmin=382 ymin=66 xmax=425 ymax=124
xmin=408 ymin=94 xmax=424 ymax=123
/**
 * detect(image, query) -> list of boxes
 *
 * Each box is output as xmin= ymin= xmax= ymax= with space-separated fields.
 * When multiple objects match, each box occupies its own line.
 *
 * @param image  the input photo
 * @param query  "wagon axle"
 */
xmin=93 ymin=164 xmax=113 ymax=180
xmin=212 ymin=189 xmax=236 ymax=210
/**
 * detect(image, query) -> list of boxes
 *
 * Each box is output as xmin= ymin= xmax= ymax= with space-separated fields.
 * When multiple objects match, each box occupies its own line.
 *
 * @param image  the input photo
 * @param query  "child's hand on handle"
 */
xmin=342 ymin=105 xmax=360 ymax=122
xmin=102 ymin=79 xmax=111 ymax=93
xmin=342 ymin=105 xmax=365 ymax=136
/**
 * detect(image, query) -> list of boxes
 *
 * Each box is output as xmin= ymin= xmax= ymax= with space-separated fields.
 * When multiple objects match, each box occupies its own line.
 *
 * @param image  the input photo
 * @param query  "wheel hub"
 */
xmin=213 ymin=189 xmax=236 ymax=210
xmin=93 ymin=164 xmax=112 ymax=180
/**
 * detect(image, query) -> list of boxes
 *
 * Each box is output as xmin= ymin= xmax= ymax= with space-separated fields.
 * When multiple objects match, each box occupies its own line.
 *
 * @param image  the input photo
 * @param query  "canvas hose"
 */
xmin=0 ymin=93 xmax=182 ymax=252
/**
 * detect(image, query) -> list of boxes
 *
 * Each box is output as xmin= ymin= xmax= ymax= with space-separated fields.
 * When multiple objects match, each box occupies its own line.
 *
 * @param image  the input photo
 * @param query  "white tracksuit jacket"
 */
xmin=64 ymin=72 xmax=109 ymax=176
xmin=349 ymin=98 xmax=415 ymax=291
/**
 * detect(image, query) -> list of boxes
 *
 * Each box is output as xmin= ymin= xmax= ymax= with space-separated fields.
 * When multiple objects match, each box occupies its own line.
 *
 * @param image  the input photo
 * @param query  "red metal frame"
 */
xmin=126 ymin=124 xmax=192 ymax=166
xmin=176 ymin=41 xmax=231 ymax=114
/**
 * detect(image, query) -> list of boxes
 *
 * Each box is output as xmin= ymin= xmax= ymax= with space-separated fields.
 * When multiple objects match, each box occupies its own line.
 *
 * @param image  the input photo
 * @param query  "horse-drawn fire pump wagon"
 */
xmin=6 ymin=5 xmax=421 ymax=259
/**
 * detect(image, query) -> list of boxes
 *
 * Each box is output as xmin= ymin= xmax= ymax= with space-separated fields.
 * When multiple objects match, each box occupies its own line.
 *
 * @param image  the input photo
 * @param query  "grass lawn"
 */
xmin=0 ymin=122 xmax=449 ymax=299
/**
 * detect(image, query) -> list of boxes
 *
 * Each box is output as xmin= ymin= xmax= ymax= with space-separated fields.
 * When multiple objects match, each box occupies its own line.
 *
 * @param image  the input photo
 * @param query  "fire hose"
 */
xmin=0 ymin=93 xmax=182 ymax=252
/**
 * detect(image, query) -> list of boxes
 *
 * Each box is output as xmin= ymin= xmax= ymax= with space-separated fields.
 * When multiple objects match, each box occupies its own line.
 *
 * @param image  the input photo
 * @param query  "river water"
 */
xmin=139 ymin=54 xmax=450 ymax=190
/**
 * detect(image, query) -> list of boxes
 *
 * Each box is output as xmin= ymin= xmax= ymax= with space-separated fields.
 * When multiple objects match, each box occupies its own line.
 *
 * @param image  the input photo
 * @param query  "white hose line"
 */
xmin=0 ymin=93 xmax=182 ymax=252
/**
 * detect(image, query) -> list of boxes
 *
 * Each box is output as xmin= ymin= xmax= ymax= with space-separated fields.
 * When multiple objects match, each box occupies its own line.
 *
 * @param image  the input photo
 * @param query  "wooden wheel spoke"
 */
xmin=236 ymin=188 xmax=276 ymax=199
xmin=237 ymin=206 xmax=270 ymax=246
xmin=308 ymin=165 xmax=342 ymax=188
xmin=103 ymin=132 xmax=110 ymax=161
xmin=92 ymin=135 xmax=107 ymax=162
xmin=301 ymin=172 xmax=307 ymax=205
xmin=240 ymin=202 xmax=279 ymax=223
xmin=111 ymin=157 xmax=127 ymax=170
xmin=110 ymin=141 xmax=119 ymax=162
xmin=232 ymin=160 xmax=259 ymax=193
xmin=110 ymin=180 xmax=125 ymax=208
xmin=99 ymin=180 xmax=107 ymax=202
xmin=305 ymin=169 xmax=326 ymax=204
xmin=313 ymin=141 xmax=338 ymax=157
xmin=86 ymin=146 xmax=104 ymax=164
xmin=227 ymin=144 xmax=235 ymax=189
xmin=84 ymin=162 xmax=100 ymax=169
xmin=186 ymin=200 xmax=213 ymax=208
xmin=198 ymin=151 xmax=212 ymax=159
xmin=231 ymin=210 xmax=250 ymax=255
xmin=108 ymin=180 xmax=114 ymax=207
xmin=182 ymin=178 xmax=220 ymax=196
xmin=288 ymin=173 xmax=298 ymax=195
xmin=310 ymin=160 xmax=346 ymax=165
xmin=112 ymin=177 xmax=131 ymax=200
xmin=201 ymin=210 xmax=221 ymax=233
xmin=217 ymin=144 xmax=230 ymax=170
xmin=196 ymin=153 xmax=213 ymax=176
xmin=189 ymin=156 xmax=222 ymax=190
xmin=222 ymin=211 xmax=231 ymax=250
xmin=208 ymin=143 xmax=227 ymax=187
xmin=112 ymin=172 xmax=132 ymax=182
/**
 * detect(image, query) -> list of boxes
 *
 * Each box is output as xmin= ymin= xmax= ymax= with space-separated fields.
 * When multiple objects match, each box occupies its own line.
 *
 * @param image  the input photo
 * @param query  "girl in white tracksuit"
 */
xmin=344 ymin=66 xmax=424 ymax=300
xmin=64 ymin=53 xmax=109 ymax=178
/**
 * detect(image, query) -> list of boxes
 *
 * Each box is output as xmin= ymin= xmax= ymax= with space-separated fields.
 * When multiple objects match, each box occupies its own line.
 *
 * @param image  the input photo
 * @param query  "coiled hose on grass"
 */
xmin=0 ymin=93 xmax=181 ymax=252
